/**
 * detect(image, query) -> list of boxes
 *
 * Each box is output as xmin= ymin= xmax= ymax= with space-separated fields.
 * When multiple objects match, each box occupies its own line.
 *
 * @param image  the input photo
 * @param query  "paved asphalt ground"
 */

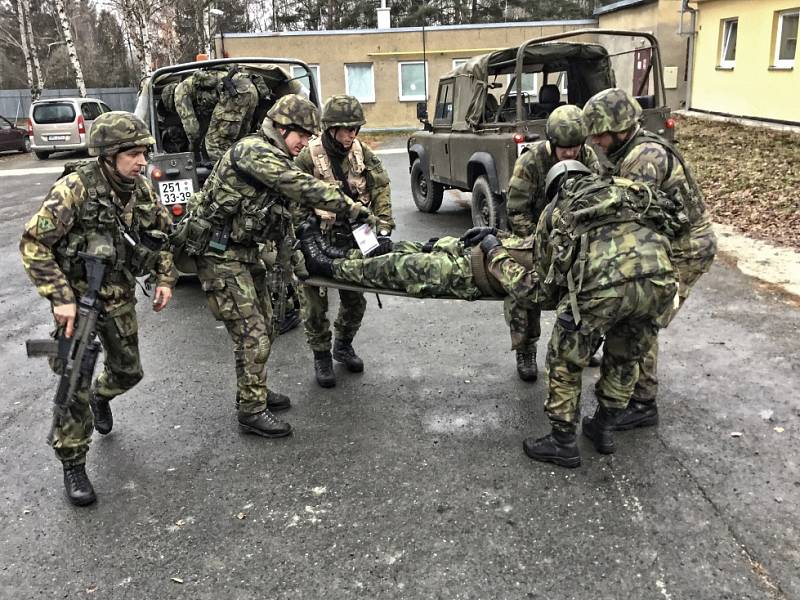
xmin=0 ymin=145 xmax=798 ymax=600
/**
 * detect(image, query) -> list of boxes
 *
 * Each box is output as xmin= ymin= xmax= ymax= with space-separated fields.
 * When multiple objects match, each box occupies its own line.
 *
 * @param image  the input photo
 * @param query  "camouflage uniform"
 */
xmin=325 ymin=172 xmax=679 ymax=430
xmin=158 ymin=82 xmax=189 ymax=153
xmin=174 ymin=69 xmax=223 ymax=154
xmin=192 ymin=95 xmax=366 ymax=415
xmin=294 ymin=96 xmax=393 ymax=354
xmin=505 ymin=108 xmax=600 ymax=359
xmin=20 ymin=113 xmax=175 ymax=466
xmin=585 ymin=88 xmax=717 ymax=405
xmin=205 ymin=70 xmax=260 ymax=161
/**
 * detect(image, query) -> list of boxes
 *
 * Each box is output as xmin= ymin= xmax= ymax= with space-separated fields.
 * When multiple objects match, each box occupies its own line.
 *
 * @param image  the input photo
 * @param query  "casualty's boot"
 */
xmin=266 ymin=389 xmax=291 ymax=412
xmin=515 ymin=349 xmax=538 ymax=382
xmin=298 ymin=227 xmax=335 ymax=277
xmin=89 ymin=392 xmax=113 ymax=435
xmin=612 ymin=398 xmax=659 ymax=431
xmin=581 ymin=406 xmax=622 ymax=454
xmin=278 ymin=308 xmax=301 ymax=335
xmin=523 ymin=429 xmax=581 ymax=468
xmin=317 ymin=235 xmax=350 ymax=259
xmin=333 ymin=338 xmax=364 ymax=373
xmin=63 ymin=463 xmax=97 ymax=506
xmin=313 ymin=350 xmax=336 ymax=388
xmin=238 ymin=409 xmax=292 ymax=438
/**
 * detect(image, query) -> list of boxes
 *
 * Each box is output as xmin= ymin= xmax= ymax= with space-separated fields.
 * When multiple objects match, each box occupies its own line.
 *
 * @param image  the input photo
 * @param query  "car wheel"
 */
xmin=471 ymin=175 xmax=507 ymax=229
xmin=35 ymin=150 xmax=50 ymax=160
xmin=21 ymin=137 xmax=31 ymax=153
xmin=410 ymin=158 xmax=444 ymax=213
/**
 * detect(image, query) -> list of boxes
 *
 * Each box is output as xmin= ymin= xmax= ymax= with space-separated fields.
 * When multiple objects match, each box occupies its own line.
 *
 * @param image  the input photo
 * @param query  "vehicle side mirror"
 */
xmin=416 ymin=101 xmax=428 ymax=122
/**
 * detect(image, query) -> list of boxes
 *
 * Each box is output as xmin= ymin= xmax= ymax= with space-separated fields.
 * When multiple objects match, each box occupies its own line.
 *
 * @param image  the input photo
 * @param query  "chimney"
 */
xmin=377 ymin=0 xmax=391 ymax=29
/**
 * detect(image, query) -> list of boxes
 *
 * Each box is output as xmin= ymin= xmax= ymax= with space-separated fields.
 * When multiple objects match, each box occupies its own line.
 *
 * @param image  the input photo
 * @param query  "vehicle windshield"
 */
xmin=33 ymin=103 xmax=76 ymax=124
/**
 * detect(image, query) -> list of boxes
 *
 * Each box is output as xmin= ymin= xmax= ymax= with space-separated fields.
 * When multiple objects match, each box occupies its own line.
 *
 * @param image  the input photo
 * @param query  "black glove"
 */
xmin=479 ymin=234 xmax=502 ymax=256
xmin=367 ymin=236 xmax=393 ymax=257
xmin=421 ymin=237 xmax=439 ymax=253
xmin=460 ymin=226 xmax=496 ymax=247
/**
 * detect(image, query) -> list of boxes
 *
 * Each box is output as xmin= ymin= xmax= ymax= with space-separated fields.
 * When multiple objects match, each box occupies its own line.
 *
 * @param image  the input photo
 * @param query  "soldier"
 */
xmin=583 ymin=88 xmax=717 ymax=430
xmin=205 ymin=67 xmax=260 ymax=161
xmin=20 ymin=111 xmax=176 ymax=505
xmin=298 ymin=161 xmax=683 ymax=468
xmin=157 ymin=82 xmax=190 ymax=153
xmin=505 ymin=105 xmax=600 ymax=382
xmin=294 ymin=95 xmax=394 ymax=388
xmin=187 ymin=94 xmax=376 ymax=438
xmin=174 ymin=69 xmax=223 ymax=157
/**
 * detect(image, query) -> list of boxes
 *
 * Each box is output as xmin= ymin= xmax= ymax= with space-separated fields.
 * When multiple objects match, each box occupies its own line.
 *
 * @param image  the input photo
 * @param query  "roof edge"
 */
xmin=593 ymin=0 xmax=657 ymax=17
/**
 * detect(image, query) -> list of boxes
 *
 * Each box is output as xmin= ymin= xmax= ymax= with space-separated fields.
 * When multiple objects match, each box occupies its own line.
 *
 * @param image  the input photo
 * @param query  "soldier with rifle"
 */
xmin=20 ymin=111 xmax=176 ymax=506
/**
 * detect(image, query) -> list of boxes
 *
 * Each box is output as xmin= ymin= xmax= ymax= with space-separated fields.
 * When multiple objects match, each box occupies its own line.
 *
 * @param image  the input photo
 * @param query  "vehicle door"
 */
xmin=31 ymin=102 xmax=77 ymax=146
xmin=81 ymin=101 xmax=104 ymax=137
xmin=0 ymin=116 xmax=15 ymax=151
xmin=428 ymin=79 xmax=454 ymax=184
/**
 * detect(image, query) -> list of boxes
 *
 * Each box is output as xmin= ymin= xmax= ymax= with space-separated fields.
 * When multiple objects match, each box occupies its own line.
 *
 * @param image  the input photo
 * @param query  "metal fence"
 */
xmin=0 ymin=88 xmax=138 ymax=123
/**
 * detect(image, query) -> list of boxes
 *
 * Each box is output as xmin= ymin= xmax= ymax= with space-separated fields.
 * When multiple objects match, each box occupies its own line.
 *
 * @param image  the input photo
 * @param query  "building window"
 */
xmin=507 ymin=72 xmax=539 ymax=96
xmin=719 ymin=18 xmax=738 ymax=68
xmin=774 ymin=10 xmax=798 ymax=68
xmin=398 ymin=61 xmax=428 ymax=102
xmin=345 ymin=63 xmax=375 ymax=103
xmin=290 ymin=65 xmax=321 ymax=98
xmin=452 ymin=58 xmax=468 ymax=70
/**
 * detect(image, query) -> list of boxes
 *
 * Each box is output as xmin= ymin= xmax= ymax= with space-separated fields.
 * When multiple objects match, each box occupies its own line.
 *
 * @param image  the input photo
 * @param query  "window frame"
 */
xmin=432 ymin=79 xmax=455 ymax=125
xmin=398 ymin=60 xmax=428 ymax=102
xmin=344 ymin=63 xmax=375 ymax=104
xmin=774 ymin=9 xmax=799 ymax=68
xmin=452 ymin=58 xmax=468 ymax=70
xmin=719 ymin=17 xmax=738 ymax=68
xmin=291 ymin=64 xmax=322 ymax=98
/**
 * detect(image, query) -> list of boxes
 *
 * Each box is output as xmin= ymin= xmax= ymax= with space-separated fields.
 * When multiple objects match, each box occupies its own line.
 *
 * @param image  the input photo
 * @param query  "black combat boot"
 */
xmin=612 ymin=398 xmax=659 ymax=431
xmin=63 ymin=463 xmax=97 ymax=506
xmin=297 ymin=219 xmax=335 ymax=276
xmin=278 ymin=308 xmax=301 ymax=335
xmin=89 ymin=392 xmax=113 ymax=435
xmin=266 ymin=389 xmax=291 ymax=412
xmin=333 ymin=338 xmax=364 ymax=373
xmin=313 ymin=350 xmax=336 ymax=388
xmin=238 ymin=409 xmax=292 ymax=438
xmin=515 ymin=349 xmax=538 ymax=382
xmin=523 ymin=429 xmax=581 ymax=468
xmin=582 ymin=406 xmax=622 ymax=454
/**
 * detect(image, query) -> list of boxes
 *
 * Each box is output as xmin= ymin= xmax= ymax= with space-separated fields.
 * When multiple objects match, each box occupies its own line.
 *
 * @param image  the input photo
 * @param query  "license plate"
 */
xmin=48 ymin=135 xmax=67 ymax=141
xmin=158 ymin=179 xmax=194 ymax=205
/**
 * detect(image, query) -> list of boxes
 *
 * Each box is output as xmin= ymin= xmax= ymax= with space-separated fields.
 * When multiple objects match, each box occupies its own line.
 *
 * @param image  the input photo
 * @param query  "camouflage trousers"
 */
xmin=331 ymin=237 xmax=482 ymax=300
xmin=545 ymin=277 xmax=677 ymax=431
xmin=504 ymin=297 xmax=541 ymax=352
xmin=54 ymin=301 xmax=143 ymax=466
xmin=633 ymin=228 xmax=717 ymax=401
xmin=297 ymin=284 xmax=366 ymax=352
xmin=196 ymin=256 xmax=275 ymax=414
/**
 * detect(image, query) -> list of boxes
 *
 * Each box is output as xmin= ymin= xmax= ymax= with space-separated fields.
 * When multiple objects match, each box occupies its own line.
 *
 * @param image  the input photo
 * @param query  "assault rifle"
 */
xmin=271 ymin=236 xmax=293 ymax=334
xmin=26 ymin=253 xmax=106 ymax=443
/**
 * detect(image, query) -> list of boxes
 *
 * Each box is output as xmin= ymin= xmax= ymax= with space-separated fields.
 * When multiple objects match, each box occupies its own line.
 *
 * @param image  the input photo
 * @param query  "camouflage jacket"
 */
xmin=20 ymin=161 xmax=176 ymax=310
xmin=294 ymin=138 xmax=395 ymax=234
xmin=610 ymin=128 xmax=716 ymax=261
xmin=194 ymin=121 xmax=361 ymax=262
xmin=175 ymin=70 xmax=223 ymax=144
xmin=506 ymin=141 xmax=600 ymax=237
xmin=206 ymin=71 xmax=259 ymax=161
xmin=487 ymin=175 xmax=675 ymax=313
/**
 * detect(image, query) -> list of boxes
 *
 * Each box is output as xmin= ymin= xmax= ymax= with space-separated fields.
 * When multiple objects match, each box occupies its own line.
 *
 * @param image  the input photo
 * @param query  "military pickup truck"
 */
xmin=134 ymin=57 xmax=318 ymax=224
xmin=407 ymin=29 xmax=675 ymax=228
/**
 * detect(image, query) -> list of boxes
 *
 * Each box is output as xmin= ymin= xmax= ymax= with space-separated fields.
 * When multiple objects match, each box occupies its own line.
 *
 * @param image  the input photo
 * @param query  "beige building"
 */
xmin=219 ymin=20 xmax=596 ymax=129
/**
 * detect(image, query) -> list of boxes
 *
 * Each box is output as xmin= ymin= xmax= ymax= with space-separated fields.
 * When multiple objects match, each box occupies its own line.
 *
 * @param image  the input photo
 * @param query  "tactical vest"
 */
xmin=53 ymin=162 xmax=166 ymax=286
xmin=615 ymin=130 xmax=708 ymax=225
xmin=308 ymin=137 xmax=371 ymax=207
xmin=540 ymin=175 xmax=685 ymax=324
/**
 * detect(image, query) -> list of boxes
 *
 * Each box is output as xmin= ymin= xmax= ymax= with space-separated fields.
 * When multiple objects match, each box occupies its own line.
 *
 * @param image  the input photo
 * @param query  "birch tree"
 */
xmin=53 ymin=0 xmax=86 ymax=96
xmin=21 ymin=0 xmax=43 ymax=99
xmin=14 ymin=0 xmax=36 ymax=97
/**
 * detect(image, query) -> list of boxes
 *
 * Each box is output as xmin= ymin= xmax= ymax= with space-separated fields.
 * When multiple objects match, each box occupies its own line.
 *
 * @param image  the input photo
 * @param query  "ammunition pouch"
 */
xmin=172 ymin=215 xmax=213 ymax=256
xmin=127 ymin=230 xmax=168 ymax=277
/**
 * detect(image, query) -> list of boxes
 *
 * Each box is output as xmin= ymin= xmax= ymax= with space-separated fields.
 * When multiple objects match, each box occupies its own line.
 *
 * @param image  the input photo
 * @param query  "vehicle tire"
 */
xmin=410 ymin=158 xmax=444 ymax=213
xmin=471 ymin=175 xmax=507 ymax=229
xmin=35 ymin=150 xmax=50 ymax=160
xmin=21 ymin=137 xmax=31 ymax=153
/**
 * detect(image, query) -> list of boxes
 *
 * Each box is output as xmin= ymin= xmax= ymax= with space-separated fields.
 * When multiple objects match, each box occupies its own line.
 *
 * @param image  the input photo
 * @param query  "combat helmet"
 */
xmin=321 ymin=95 xmax=366 ymax=130
xmin=582 ymin=88 xmax=642 ymax=135
xmin=88 ymin=111 xmax=155 ymax=157
xmin=544 ymin=159 xmax=592 ymax=201
xmin=266 ymin=94 xmax=321 ymax=135
xmin=545 ymin=105 xmax=588 ymax=147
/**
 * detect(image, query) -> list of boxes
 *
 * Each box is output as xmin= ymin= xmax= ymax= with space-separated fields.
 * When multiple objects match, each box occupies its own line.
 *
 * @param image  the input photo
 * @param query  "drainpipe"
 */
xmin=679 ymin=0 xmax=698 ymax=110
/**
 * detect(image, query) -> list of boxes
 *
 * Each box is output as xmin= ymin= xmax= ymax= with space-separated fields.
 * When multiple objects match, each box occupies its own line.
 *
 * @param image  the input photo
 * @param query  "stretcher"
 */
xmin=302 ymin=276 xmax=505 ymax=301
